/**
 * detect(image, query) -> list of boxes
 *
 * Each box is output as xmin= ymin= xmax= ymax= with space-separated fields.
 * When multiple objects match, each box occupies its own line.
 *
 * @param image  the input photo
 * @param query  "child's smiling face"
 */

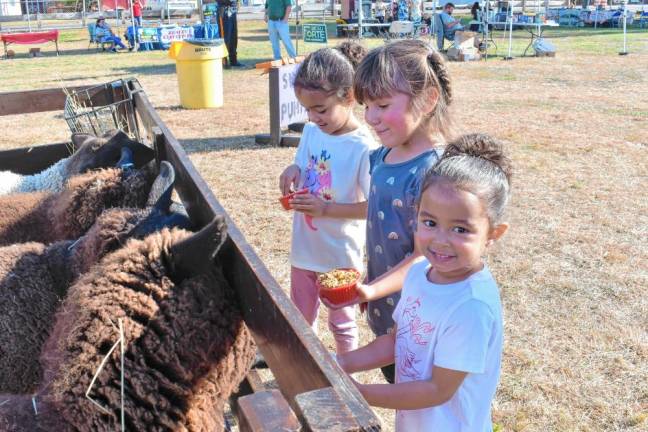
xmin=415 ymin=182 xmax=507 ymax=284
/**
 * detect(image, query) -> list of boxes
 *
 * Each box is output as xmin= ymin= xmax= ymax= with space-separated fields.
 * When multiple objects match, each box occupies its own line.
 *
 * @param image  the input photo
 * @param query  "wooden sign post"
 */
xmin=255 ymin=63 xmax=308 ymax=147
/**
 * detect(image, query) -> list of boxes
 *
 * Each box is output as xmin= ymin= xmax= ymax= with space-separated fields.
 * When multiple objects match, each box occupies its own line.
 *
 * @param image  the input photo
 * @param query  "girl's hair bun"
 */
xmin=443 ymin=133 xmax=513 ymax=184
xmin=336 ymin=41 xmax=368 ymax=70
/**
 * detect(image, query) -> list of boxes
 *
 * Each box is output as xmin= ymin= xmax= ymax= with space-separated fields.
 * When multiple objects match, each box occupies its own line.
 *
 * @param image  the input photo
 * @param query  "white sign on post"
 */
xmin=159 ymin=26 xmax=195 ymax=44
xmin=278 ymin=64 xmax=308 ymax=129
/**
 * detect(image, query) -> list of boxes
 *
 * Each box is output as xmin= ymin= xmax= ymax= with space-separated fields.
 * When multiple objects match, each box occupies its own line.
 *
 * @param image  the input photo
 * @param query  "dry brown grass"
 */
xmin=0 ymin=22 xmax=646 ymax=432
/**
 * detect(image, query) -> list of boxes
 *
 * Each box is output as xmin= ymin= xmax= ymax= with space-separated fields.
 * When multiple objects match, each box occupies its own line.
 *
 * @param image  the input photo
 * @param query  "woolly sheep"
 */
xmin=0 ymin=218 xmax=256 ymax=431
xmin=0 ymin=130 xmax=153 ymax=196
xmin=0 ymin=162 xmax=188 ymax=394
xmin=0 ymin=163 xmax=156 ymax=246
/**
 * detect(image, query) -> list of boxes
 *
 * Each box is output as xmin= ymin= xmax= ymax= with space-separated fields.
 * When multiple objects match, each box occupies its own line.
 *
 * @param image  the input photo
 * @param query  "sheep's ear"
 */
xmin=146 ymin=161 xmax=175 ymax=212
xmin=70 ymin=133 xmax=95 ymax=152
xmin=106 ymin=131 xmax=154 ymax=168
xmin=169 ymin=216 xmax=227 ymax=278
xmin=129 ymin=209 xmax=194 ymax=239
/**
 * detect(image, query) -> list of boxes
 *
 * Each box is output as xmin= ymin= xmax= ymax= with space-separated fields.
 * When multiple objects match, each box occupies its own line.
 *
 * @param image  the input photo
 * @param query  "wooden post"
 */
xmin=269 ymin=67 xmax=281 ymax=146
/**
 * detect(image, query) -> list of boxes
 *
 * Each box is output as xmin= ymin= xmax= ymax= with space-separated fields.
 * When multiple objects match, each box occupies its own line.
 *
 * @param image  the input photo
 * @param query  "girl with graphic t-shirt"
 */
xmin=338 ymin=133 xmax=512 ymax=431
xmin=279 ymin=42 xmax=378 ymax=354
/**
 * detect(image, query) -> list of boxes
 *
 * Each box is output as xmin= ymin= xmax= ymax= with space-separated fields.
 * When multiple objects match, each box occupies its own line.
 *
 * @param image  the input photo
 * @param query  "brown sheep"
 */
xmin=0 ymin=162 xmax=190 ymax=394
xmin=0 ymin=163 xmax=156 ymax=246
xmin=0 ymin=218 xmax=256 ymax=431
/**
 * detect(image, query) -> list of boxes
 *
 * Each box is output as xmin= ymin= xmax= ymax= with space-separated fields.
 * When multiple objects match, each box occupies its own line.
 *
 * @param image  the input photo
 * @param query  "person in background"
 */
xmin=409 ymin=0 xmax=422 ymax=25
xmin=132 ymin=0 xmax=143 ymax=26
xmin=439 ymin=2 xmax=464 ymax=41
xmin=218 ymin=0 xmax=244 ymax=67
xmin=375 ymin=0 xmax=387 ymax=23
xmin=397 ymin=0 xmax=409 ymax=21
xmin=470 ymin=1 xmax=481 ymax=31
xmin=218 ymin=0 xmax=243 ymax=67
xmin=265 ymin=0 xmax=297 ymax=60
xmin=95 ymin=16 xmax=129 ymax=53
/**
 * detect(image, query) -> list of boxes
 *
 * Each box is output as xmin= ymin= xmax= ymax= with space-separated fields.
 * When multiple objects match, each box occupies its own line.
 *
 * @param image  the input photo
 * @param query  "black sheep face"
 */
xmin=66 ymin=130 xmax=154 ymax=176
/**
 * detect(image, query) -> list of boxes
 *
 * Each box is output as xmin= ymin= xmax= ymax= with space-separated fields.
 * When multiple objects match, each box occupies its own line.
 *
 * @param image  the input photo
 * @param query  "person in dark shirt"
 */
xmin=217 ymin=0 xmax=244 ymax=67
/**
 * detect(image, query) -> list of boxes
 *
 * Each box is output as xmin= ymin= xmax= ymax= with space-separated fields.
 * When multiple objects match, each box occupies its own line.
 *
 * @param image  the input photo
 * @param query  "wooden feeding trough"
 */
xmin=0 ymin=79 xmax=381 ymax=432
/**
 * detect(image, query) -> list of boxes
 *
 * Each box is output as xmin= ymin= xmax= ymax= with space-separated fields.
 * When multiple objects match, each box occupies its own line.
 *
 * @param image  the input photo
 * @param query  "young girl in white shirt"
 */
xmin=279 ymin=42 xmax=379 ymax=354
xmin=338 ymin=133 xmax=512 ymax=431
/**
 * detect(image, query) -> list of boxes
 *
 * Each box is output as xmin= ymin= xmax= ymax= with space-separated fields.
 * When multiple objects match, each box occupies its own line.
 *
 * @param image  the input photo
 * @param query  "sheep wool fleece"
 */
xmin=0 ymin=208 xmax=158 ymax=395
xmin=0 ymin=158 xmax=69 ymax=196
xmin=38 ymin=227 xmax=256 ymax=432
xmin=0 ymin=165 xmax=155 ymax=246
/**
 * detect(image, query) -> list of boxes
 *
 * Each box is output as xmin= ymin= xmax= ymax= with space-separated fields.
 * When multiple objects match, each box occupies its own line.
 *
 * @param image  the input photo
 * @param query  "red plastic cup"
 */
xmin=317 ymin=268 xmax=361 ymax=305
xmin=279 ymin=188 xmax=309 ymax=210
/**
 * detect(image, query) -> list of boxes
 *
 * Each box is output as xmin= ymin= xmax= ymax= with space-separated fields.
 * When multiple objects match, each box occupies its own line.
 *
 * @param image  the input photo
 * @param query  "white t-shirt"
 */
xmin=392 ymin=261 xmax=503 ymax=432
xmin=290 ymin=122 xmax=379 ymax=273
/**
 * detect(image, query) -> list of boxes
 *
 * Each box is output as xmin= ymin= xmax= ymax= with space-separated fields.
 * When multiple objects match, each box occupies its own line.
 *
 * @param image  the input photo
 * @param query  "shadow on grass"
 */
xmin=179 ymin=135 xmax=272 ymax=154
xmin=115 ymin=63 xmax=176 ymax=75
xmin=544 ymin=27 xmax=647 ymax=39
xmin=240 ymin=34 xmax=270 ymax=42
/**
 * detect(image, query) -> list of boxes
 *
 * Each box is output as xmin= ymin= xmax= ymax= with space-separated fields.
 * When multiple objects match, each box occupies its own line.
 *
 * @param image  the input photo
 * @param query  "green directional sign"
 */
xmin=303 ymin=23 xmax=328 ymax=44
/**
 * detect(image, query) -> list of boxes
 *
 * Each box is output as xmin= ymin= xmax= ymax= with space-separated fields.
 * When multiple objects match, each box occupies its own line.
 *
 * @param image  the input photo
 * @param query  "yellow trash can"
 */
xmin=168 ymin=39 xmax=228 ymax=109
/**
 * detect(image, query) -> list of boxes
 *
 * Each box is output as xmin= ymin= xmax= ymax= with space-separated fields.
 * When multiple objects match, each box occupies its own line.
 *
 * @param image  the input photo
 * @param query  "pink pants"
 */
xmin=291 ymin=266 xmax=358 ymax=354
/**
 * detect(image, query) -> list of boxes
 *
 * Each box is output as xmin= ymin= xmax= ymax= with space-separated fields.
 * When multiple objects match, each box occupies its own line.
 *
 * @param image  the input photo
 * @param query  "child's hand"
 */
xmin=279 ymin=164 xmax=300 ymax=196
xmin=290 ymin=193 xmax=328 ymax=217
xmin=355 ymin=282 xmax=374 ymax=302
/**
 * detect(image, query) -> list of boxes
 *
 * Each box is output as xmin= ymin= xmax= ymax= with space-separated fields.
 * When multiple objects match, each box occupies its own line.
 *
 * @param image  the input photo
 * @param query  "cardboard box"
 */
xmin=447 ymin=46 xmax=481 ymax=62
xmin=446 ymin=47 xmax=461 ymax=60
xmin=459 ymin=52 xmax=481 ymax=61
xmin=453 ymin=31 xmax=477 ymax=50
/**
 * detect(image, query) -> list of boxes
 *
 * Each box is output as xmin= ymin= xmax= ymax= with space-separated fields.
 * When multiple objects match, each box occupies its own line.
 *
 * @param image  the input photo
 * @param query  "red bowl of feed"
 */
xmin=279 ymin=188 xmax=309 ymax=211
xmin=317 ymin=268 xmax=361 ymax=305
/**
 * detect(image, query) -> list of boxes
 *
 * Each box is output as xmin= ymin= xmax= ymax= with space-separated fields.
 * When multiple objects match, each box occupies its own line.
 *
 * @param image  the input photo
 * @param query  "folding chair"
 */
xmin=87 ymin=23 xmax=113 ymax=52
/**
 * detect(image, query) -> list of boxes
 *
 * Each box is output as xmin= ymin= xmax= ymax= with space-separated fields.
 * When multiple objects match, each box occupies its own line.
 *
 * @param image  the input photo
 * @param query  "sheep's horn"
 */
xmin=116 ymin=147 xmax=135 ymax=169
xmin=146 ymin=161 xmax=175 ymax=212
xmin=169 ymin=216 xmax=227 ymax=278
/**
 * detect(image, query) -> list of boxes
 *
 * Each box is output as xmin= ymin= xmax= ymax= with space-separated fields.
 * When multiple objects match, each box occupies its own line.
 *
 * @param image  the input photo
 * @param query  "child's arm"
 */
xmin=290 ymin=195 xmax=367 ymax=219
xmin=357 ymin=252 xmax=422 ymax=301
xmin=355 ymin=366 xmax=467 ymax=410
xmin=337 ymin=333 xmax=395 ymax=373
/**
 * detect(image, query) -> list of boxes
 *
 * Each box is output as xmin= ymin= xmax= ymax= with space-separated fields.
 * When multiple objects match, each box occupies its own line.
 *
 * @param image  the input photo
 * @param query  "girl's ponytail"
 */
xmin=420 ymin=133 xmax=513 ymax=225
xmin=427 ymin=50 xmax=453 ymax=106
xmin=336 ymin=41 xmax=367 ymax=70
xmin=442 ymin=133 xmax=513 ymax=185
